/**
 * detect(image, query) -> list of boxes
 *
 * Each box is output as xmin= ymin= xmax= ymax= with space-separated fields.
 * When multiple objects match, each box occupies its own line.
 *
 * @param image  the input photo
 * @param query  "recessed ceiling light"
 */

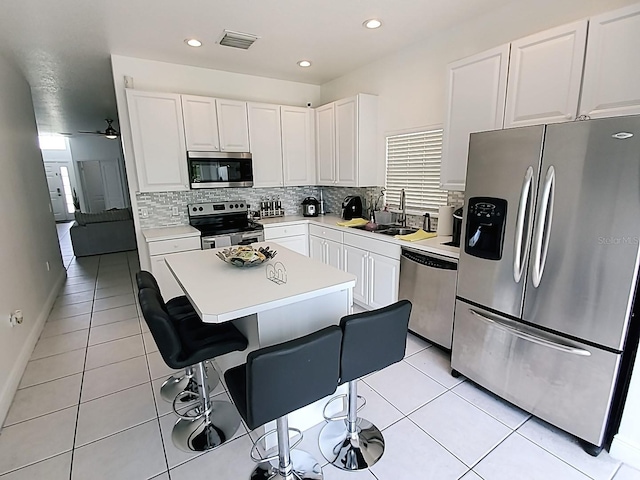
xmin=185 ymin=38 xmax=202 ymax=47
xmin=363 ymin=19 xmax=382 ymax=29
xmin=297 ymin=60 xmax=312 ymax=68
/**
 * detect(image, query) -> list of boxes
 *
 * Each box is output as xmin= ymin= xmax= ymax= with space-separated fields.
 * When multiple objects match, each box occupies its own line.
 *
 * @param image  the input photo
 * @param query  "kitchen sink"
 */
xmin=377 ymin=227 xmax=419 ymax=236
xmin=350 ymin=223 xmax=396 ymax=232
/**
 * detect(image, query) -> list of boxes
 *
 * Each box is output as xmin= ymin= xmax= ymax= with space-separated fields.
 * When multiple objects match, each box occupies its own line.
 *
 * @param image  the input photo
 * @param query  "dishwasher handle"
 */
xmin=401 ymin=249 xmax=457 ymax=270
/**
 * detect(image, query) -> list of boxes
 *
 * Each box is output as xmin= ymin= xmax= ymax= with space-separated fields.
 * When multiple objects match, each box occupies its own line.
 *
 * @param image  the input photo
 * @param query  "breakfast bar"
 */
xmin=165 ymin=243 xmax=356 ymax=435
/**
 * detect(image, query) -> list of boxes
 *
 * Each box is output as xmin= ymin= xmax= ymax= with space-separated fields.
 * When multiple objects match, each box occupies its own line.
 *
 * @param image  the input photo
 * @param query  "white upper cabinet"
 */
xmin=316 ymin=103 xmax=336 ymax=184
xmin=335 ymin=97 xmax=358 ymax=186
xmin=181 ymin=95 xmax=220 ymax=151
xmin=281 ymin=106 xmax=316 ymax=186
xmin=440 ymin=45 xmax=510 ymax=191
xmin=580 ymin=3 xmax=640 ymax=119
xmin=504 ymin=21 xmax=588 ymax=128
xmin=125 ymin=89 xmax=189 ymax=192
xmin=315 ymin=94 xmax=380 ymax=187
xmin=247 ymin=103 xmax=283 ymax=187
xmin=216 ymin=99 xmax=250 ymax=152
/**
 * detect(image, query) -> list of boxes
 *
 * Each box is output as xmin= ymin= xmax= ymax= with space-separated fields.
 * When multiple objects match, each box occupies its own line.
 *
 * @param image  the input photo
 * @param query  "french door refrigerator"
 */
xmin=452 ymin=115 xmax=640 ymax=452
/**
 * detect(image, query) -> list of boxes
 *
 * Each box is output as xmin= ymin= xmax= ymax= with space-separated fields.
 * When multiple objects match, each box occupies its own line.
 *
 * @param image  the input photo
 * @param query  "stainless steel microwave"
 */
xmin=187 ymin=151 xmax=253 ymax=189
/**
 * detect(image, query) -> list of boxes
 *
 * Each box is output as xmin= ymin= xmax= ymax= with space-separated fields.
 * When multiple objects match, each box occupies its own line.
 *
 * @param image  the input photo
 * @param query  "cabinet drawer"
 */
xmin=264 ymin=224 xmax=307 ymax=239
xmin=148 ymin=236 xmax=201 ymax=256
xmin=343 ymin=232 xmax=400 ymax=260
xmin=309 ymin=224 xmax=343 ymax=243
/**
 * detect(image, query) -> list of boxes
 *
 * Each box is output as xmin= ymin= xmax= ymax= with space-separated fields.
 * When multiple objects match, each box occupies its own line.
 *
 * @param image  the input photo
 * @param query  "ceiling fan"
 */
xmin=78 ymin=119 xmax=120 ymax=139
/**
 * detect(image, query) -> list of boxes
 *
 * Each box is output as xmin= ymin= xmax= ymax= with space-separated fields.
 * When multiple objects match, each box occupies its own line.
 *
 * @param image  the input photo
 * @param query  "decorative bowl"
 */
xmin=216 ymin=246 xmax=277 ymax=268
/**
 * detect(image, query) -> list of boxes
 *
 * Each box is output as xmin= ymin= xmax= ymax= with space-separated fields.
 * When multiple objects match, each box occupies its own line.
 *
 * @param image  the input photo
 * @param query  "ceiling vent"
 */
xmin=218 ymin=30 xmax=259 ymax=50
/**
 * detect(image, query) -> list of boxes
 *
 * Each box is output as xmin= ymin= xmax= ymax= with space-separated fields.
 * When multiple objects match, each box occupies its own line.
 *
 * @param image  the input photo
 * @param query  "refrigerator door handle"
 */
xmin=468 ymin=308 xmax=591 ymax=356
xmin=513 ymin=166 xmax=534 ymax=283
xmin=531 ymin=165 xmax=556 ymax=288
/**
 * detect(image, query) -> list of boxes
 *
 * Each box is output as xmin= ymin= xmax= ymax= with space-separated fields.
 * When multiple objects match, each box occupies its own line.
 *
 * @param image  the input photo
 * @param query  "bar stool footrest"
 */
xmin=322 ymin=394 xmax=367 ymax=422
xmin=250 ymin=427 xmax=303 ymax=463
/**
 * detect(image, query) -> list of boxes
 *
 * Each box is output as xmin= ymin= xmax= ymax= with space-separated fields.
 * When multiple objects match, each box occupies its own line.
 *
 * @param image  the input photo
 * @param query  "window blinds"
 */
xmin=385 ymin=128 xmax=447 ymax=212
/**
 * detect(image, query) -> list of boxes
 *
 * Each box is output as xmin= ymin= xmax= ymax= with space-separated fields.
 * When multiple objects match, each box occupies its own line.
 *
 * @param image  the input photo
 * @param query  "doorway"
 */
xmin=44 ymin=162 xmax=75 ymax=221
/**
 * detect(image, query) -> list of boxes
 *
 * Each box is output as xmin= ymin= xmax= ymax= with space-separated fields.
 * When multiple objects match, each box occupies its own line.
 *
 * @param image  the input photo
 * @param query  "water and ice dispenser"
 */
xmin=464 ymin=197 xmax=508 ymax=260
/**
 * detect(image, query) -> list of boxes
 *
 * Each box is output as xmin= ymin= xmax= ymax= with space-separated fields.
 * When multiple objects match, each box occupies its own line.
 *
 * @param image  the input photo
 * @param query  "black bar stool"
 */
xmin=138 ymin=287 xmax=248 ymax=452
xmin=225 ymin=326 xmax=342 ymax=480
xmin=319 ymin=300 xmax=412 ymax=471
xmin=136 ymin=271 xmax=218 ymax=404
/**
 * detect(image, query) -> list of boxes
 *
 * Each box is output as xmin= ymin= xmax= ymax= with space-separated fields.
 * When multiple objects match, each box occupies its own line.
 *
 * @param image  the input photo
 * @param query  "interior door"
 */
xmin=523 ymin=116 xmax=640 ymax=350
xmin=79 ymin=161 xmax=106 ymax=213
xmin=100 ymin=160 xmax=126 ymax=209
xmin=44 ymin=163 xmax=68 ymax=221
xmin=456 ymin=125 xmax=545 ymax=319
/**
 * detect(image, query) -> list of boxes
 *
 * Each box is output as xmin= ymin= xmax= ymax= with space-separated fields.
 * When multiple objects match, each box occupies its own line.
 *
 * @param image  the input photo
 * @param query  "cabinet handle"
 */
xmin=368 ymin=255 xmax=374 ymax=303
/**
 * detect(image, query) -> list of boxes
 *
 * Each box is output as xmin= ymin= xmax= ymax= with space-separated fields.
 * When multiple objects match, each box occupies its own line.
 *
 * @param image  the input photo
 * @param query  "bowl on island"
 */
xmin=216 ymin=246 xmax=277 ymax=268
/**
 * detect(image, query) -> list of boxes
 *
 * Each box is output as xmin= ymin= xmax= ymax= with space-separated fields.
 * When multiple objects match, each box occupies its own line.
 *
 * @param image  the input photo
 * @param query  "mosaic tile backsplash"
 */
xmin=136 ymin=186 xmax=465 ymax=230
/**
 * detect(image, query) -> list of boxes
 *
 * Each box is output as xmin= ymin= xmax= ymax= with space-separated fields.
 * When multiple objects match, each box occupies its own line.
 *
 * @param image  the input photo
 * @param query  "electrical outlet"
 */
xmin=171 ymin=206 xmax=180 ymax=216
xmin=141 ymin=207 xmax=149 ymax=218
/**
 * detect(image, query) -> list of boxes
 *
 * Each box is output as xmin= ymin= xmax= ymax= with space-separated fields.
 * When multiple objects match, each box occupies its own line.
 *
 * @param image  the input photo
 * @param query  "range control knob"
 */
xmin=192 ymin=207 xmax=197 ymax=212
xmin=199 ymin=207 xmax=203 ymax=211
xmin=235 ymin=203 xmax=239 ymax=208
xmin=229 ymin=204 xmax=234 ymax=209
xmin=240 ymin=203 xmax=244 ymax=208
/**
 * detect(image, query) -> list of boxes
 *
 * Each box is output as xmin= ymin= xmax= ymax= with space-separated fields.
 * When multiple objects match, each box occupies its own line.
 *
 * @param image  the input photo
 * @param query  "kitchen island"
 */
xmin=165 ymin=243 xmax=356 ymax=436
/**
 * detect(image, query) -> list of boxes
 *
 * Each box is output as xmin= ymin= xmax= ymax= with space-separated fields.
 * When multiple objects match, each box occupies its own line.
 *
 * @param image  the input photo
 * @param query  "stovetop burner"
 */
xmin=188 ymin=201 xmax=263 ymax=237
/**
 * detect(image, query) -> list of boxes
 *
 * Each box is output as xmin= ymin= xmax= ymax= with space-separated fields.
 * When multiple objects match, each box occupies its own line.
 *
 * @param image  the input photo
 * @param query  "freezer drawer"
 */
xmin=451 ymin=300 xmax=621 ymax=446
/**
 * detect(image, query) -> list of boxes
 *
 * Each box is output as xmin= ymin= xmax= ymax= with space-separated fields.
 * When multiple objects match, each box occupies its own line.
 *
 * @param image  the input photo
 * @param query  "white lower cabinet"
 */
xmin=310 ymin=235 xmax=343 ymax=270
xmin=264 ymin=224 xmax=309 ymax=256
xmin=343 ymin=244 xmax=369 ymax=306
xmin=368 ymin=252 xmax=400 ymax=310
xmin=145 ymin=234 xmax=201 ymax=300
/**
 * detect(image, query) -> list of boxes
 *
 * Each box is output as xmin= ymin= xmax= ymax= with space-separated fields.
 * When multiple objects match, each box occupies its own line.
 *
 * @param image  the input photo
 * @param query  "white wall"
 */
xmin=0 ymin=53 xmax=66 ymax=425
xmin=110 ymin=55 xmax=322 ymax=269
xmin=321 ymin=0 xmax=638 ymax=135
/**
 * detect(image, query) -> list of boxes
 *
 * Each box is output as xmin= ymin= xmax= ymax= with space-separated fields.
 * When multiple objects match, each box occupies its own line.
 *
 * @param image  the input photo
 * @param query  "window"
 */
xmin=385 ymin=127 xmax=447 ymax=213
xmin=39 ymin=135 xmax=67 ymax=150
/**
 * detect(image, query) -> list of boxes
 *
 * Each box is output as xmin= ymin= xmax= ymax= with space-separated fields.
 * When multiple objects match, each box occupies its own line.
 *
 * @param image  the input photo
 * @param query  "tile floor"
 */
xmin=0 ymin=229 xmax=639 ymax=479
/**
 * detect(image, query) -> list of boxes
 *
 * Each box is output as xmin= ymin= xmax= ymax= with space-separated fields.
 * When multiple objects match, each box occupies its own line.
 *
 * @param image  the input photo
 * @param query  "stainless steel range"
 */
xmin=188 ymin=201 xmax=264 ymax=249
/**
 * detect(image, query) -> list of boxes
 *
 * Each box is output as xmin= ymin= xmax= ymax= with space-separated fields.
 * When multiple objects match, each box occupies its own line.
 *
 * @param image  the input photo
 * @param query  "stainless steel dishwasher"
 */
xmin=398 ymin=247 xmax=458 ymax=349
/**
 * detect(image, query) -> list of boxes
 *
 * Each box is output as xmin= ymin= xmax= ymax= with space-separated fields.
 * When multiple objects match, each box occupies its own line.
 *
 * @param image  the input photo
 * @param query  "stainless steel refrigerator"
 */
xmin=452 ymin=115 xmax=640 ymax=452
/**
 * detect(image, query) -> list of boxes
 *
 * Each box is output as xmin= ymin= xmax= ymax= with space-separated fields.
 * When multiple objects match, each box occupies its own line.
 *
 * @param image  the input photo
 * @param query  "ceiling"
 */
xmin=0 ymin=0 xmax=513 ymax=136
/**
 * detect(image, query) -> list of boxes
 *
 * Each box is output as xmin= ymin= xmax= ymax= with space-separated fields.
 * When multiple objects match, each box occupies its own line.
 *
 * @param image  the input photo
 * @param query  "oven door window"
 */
xmin=190 ymin=159 xmax=252 ymax=185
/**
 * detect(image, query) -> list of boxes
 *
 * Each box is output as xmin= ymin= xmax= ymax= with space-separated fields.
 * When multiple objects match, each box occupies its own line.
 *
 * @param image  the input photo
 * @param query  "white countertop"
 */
xmin=165 ymin=242 xmax=356 ymax=323
xmin=142 ymin=225 xmax=200 ymax=242
xmin=259 ymin=215 xmax=460 ymax=259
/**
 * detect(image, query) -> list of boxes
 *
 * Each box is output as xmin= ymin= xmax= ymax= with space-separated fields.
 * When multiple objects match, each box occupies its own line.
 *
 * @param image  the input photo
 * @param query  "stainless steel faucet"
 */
xmin=399 ymin=189 xmax=406 ymax=227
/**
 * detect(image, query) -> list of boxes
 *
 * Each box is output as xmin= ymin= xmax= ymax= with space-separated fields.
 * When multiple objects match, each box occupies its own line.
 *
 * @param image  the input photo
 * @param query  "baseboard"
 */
xmin=0 ymin=269 xmax=66 ymax=427
xmin=610 ymin=433 xmax=640 ymax=470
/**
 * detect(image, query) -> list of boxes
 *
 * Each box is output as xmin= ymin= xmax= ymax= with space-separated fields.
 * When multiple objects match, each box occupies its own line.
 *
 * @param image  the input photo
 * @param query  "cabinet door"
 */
xmin=150 ymin=253 xmax=187 ymax=300
xmin=282 ymin=106 xmax=316 ymax=186
xmin=271 ymin=235 xmax=309 ymax=256
xmin=368 ymin=252 xmax=400 ymax=310
xmin=316 ymin=103 xmax=336 ymax=185
xmin=580 ymin=3 xmax=640 ymax=118
xmin=325 ymin=238 xmax=343 ymax=270
xmin=126 ymin=90 xmax=189 ymax=192
xmin=335 ymin=97 xmax=358 ymax=186
xmin=309 ymin=235 xmax=325 ymax=262
xmin=248 ymin=103 xmax=283 ymax=187
xmin=216 ymin=99 xmax=250 ymax=151
xmin=440 ymin=45 xmax=510 ymax=191
xmin=181 ymin=95 xmax=220 ymax=151
xmin=505 ymin=21 xmax=587 ymax=127
xmin=343 ymin=244 xmax=368 ymax=306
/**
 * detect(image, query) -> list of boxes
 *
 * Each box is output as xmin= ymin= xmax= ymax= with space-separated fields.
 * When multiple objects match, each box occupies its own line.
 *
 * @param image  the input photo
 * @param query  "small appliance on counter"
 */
xmin=341 ymin=196 xmax=363 ymax=220
xmin=301 ymin=197 xmax=320 ymax=217
xmin=442 ymin=207 xmax=464 ymax=247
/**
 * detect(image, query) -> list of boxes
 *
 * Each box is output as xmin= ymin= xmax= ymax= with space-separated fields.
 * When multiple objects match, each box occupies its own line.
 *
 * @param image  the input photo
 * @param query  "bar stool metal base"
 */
xmin=172 ymin=400 xmax=242 ymax=452
xmin=250 ymin=450 xmax=323 ymax=480
xmin=160 ymin=364 xmax=219 ymax=403
xmin=318 ymin=418 xmax=384 ymax=470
